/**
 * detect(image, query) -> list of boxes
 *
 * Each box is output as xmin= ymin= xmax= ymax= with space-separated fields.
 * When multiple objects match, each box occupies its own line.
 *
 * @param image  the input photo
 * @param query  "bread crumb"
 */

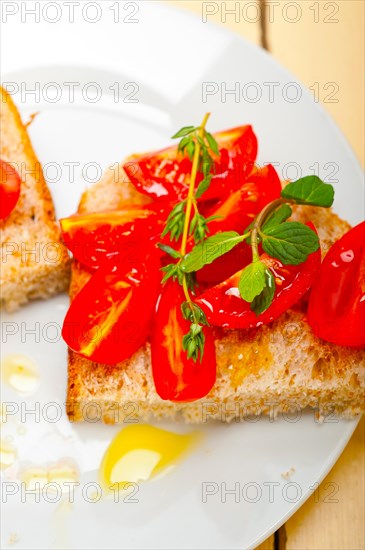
xmin=238 ymin=354 xmax=243 ymax=360
xmin=281 ymin=467 xmax=296 ymax=480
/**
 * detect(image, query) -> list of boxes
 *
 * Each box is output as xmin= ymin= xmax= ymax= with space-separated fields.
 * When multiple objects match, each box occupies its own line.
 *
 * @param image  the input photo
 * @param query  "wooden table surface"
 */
xmin=168 ymin=2 xmax=364 ymax=548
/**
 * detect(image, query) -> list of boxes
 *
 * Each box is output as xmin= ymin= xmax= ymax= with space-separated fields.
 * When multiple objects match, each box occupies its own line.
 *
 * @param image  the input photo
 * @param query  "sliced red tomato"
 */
xmin=196 ymin=241 xmax=252 ymax=288
xmin=123 ymin=125 xmax=257 ymax=202
xmin=0 ymin=160 xmax=21 ymax=221
xmin=62 ymin=255 xmax=161 ymax=364
xmin=196 ymin=223 xmax=321 ymax=329
xmin=307 ymin=221 xmax=365 ymax=348
xmin=206 ymin=164 xmax=282 ymax=233
xmin=196 ymin=165 xmax=282 ymax=285
xmin=151 ymin=280 xmax=216 ymax=402
xmin=60 ymin=206 xmax=165 ymax=269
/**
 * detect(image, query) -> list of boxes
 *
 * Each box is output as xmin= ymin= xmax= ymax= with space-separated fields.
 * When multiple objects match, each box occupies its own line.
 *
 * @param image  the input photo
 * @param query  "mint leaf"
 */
xmin=251 ymin=269 xmax=276 ymax=315
xmin=262 ymin=222 xmax=319 ymax=265
xmin=181 ymin=231 xmax=244 ymax=273
xmin=238 ymin=261 xmax=266 ymax=303
xmin=171 ymin=126 xmax=195 ymax=139
xmin=262 ymin=204 xmax=292 ymax=232
xmin=195 ymin=175 xmax=212 ymax=199
xmin=281 ymin=176 xmax=334 ymax=207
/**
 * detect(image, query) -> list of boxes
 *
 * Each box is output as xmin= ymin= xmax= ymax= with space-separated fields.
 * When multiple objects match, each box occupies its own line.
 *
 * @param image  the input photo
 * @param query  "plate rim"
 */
xmin=1 ymin=3 xmax=364 ymax=548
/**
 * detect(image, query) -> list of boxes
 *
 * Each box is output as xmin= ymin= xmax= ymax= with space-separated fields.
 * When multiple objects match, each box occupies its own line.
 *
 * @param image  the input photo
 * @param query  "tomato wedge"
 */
xmin=0 ymin=160 xmax=21 ymax=221
xmin=196 ymin=241 xmax=252 ymax=288
xmin=123 ymin=126 xmax=257 ymax=202
xmin=307 ymin=221 xmax=365 ymax=348
xmin=196 ymin=224 xmax=321 ymax=329
xmin=205 ymin=164 xmax=282 ymax=234
xmin=151 ymin=280 xmax=216 ymax=402
xmin=63 ymin=255 xmax=161 ymax=364
xmin=60 ymin=207 xmax=164 ymax=269
xmin=196 ymin=165 xmax=282 ymax=285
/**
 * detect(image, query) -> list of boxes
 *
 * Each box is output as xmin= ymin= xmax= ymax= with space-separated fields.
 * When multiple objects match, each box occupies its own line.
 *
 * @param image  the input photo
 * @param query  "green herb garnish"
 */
xmin=159 ymin=117 xmax=335 ymax=361
xmin=181 ymin=175 xmax=334 ymax=318
xmin=160 ymin=113 xmax=219 ymax=362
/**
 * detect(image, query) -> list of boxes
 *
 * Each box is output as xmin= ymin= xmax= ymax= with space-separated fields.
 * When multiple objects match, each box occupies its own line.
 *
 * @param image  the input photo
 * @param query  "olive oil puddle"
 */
xmin=99 ymin=424 xmax=200 ymax=491
xmin=1 ymin=354 xmax=39 ymax=394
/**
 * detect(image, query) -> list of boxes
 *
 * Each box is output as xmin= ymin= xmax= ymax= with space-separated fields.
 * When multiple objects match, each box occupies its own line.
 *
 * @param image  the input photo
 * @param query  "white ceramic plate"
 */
xmin=1 ymin=2 xmax=363 ymax=549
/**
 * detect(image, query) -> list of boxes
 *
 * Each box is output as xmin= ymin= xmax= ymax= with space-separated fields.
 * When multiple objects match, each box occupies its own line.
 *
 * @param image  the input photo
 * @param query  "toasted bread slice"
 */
xmin=66 ymin=163 xmax=365 ymax=423
xmin=0 ymin=87 xmax=70 ymax=311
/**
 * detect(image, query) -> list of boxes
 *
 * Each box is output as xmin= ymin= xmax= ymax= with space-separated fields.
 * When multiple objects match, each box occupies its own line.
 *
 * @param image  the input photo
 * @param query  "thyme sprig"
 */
xmin=159 ymin=113 xmax=219 ymax=362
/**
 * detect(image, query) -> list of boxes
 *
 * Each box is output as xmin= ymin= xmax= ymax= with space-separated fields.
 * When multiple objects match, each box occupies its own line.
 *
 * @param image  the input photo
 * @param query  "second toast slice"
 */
xmin=0 ymin=87 xmax=70 ymax=311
